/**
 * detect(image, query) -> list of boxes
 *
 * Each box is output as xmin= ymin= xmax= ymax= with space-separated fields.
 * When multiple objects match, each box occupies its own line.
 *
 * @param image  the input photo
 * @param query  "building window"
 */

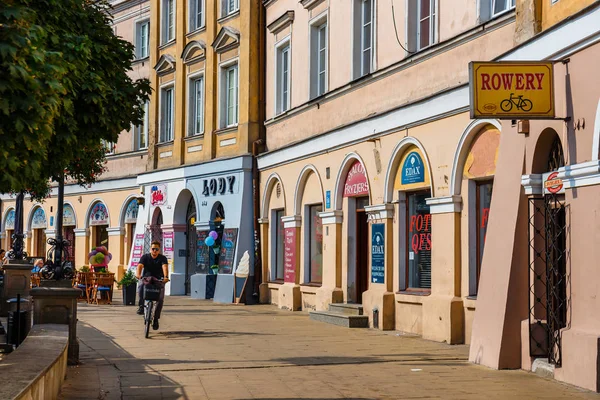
xmin=102 ymin=140 xmax=115 ymax=155
xmin=135 ymin=101 xmax=149 ymax=150
xmin=275 ymin=209 xmax=285 ymax=280
xmin=474 ymin=180 xmax=493 ymax=295
xmin=223 ymin=0 xmax=239 ymax=17
xmin=189 ymin=76 xmax=204 ymax=136
xmin=417 ymin=0 xmax=436 ymax=50
xmin=406 ymin=191 xmax=432 ymax=290
xmin=353 ymin=0 xmax=373 ymax=79
xmin=221 ymin=63 xmax=238 ymax=127
xmin=310 ymin=18 xmax=328 ymax=99
xmin=492 ymin=0 xmax=516 ymax=16
xmin=160 ymin=86 xmax=174 ymax=142
xmin=276 ymin=42 xmax=290 ymax=114
xmin=162 ymin=0 xmax=175 ymax=44
xmin=136 ymin=20 xmax=149 ymax=59
xmin=190 ymin=0 xmax=204 ymax=31
xmin=307 ymin=204 xmax=323 ymax=284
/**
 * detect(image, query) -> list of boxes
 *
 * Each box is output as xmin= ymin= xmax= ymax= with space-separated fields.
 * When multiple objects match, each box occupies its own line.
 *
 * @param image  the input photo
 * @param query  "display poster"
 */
xmin=163 ymin=231 xmax=174 ymax=259
xmin=129 ymin=233 xmax=145 ymax=270
xmin=371 ymin=223 xmax=385 ymax=284
xmin=196 ymin=231 xmax=210 ymax=274
xmin=283 ymin=227 xmax=296 ymax=283
xmin=218 ymin=228 xmax=238 ymax=274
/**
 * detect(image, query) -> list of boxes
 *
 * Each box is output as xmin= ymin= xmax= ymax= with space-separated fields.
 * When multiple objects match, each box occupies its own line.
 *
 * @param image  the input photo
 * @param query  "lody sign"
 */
xmin=469 ymin=61 xmax=555 ymax=119
xmin=202 ymin=175 xmax=236 ymax=196
xmin=371 ymin=224 xmax=385 ymax=284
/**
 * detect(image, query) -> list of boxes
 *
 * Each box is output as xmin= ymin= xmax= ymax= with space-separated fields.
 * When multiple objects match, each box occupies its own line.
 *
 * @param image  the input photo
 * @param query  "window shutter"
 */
xmin=406 ymin=0 xmax=418 ymax=54
xmin=310 ymin=26 xmax=319 ymax=99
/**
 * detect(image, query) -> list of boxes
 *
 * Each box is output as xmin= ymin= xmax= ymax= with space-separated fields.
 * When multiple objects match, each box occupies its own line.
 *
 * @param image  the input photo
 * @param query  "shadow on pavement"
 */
xmin=151 ymin=330 xmax=271 ymax=340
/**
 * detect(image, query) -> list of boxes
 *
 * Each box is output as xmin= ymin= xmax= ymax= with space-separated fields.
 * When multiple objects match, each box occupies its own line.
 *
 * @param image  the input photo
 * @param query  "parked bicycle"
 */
xmin=500 ymin=93 xmax=533 ymax=112
xmin=141 ymin=277 xmax=165 ymax=338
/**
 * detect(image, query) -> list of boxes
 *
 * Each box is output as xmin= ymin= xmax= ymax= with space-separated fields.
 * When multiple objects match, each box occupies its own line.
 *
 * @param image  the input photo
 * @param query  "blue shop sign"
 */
xmin=326 ymin=190 xmax=331 ymax=209
xmin=401 ymin=151 xmax=425 ymax=185
xmin=371 ymin=223 xmax=385 ymax=284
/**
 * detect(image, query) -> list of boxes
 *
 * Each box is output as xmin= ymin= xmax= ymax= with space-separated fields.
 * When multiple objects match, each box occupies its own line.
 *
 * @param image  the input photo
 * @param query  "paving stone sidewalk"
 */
xmin=59 ymin=295 xmax=600 ymax=400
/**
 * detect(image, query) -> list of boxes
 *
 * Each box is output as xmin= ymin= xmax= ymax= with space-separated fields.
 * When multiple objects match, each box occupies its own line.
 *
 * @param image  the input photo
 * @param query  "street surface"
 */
xmin=59 ymin=295 xmax=600 ymax=400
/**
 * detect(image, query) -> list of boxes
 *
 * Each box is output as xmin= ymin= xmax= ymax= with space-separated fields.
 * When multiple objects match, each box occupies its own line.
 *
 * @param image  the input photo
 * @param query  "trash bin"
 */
xmin=6 ymin=296 xmax=30 ymax=346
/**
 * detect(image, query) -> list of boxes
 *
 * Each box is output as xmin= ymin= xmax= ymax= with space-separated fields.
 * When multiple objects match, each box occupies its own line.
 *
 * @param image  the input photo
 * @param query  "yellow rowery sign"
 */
xmin=469 ymin=61 xmax=555 ymax=119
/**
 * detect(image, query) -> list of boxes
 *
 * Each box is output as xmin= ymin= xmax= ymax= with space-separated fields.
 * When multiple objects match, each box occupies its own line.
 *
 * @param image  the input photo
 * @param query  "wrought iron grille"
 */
xmin=528 ymin=195 xmax=568 ymax=366
xmin=144 ymin=225 xmax=163 ymax=255
xmin=185 ymin=199 xmax=197 ymax=295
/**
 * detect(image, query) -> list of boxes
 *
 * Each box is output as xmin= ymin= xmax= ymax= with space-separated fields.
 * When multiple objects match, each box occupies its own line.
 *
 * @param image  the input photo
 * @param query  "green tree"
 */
xmin=0 ymin=0 xmax=151 ymax=200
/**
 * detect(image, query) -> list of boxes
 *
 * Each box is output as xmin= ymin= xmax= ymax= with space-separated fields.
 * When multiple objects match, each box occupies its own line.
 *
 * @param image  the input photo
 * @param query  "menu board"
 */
xmin=284 ymin=227 xmax=296 ymax=283
xmin=218 ymin=228 xmax=238 ymax=274
xmin=196 ymin=230 xmax=210 ymax=273
xmin=129 ymin=234 xmax=145 ymax=271
xmin=163 ymin=231 xmax=174 ymax=259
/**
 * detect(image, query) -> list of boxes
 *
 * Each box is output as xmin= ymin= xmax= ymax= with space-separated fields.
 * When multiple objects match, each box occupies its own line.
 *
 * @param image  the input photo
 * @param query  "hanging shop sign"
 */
xmin=129 ymin=234 xmax=145 ymax=270
xmin=371 ymin=223 xmax=385 ymax=284
xmin=343 ymin=161 xmax=369 ymax=197
xmin=150 ymin=184 xmax=167 ymax=206
xmin=163 ymin=231 xmax=174 ymax=258
xmin=31 ymin=207 xmax=47 ymax=229
xmin=5 ymin=209 xmax=15 ymax=230
xmin=124 ymin=199 xmax=139 ymax=223
xmin=469 ymin=61 xmax=555 ymax=119
xmin=63 ymin=204 xmax=76 ymax=226
xmin=202 ymin=175 xmax=236 ymax=197
xmin=89 ymin=203 xmax=109 ymax=226
xmin=283 ymin=227 xmax=296 ymax=283
xmin=543 ymin=171 xmax=565 ymax=195
xmin=218 ymin=228 xmax=238 ymax=274
xmin=401 ymin=152 xmax=425 ymax=185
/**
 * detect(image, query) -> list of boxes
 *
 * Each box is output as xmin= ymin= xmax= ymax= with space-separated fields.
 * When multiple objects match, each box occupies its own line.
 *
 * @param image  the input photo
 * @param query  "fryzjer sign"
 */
xmin=469 ymin=61 xmax=555 ymax=119
xmin=543 ymin=171 xmax=565 ymax=194
xmin=371 ymin=223 xmax=385 ymax=284
xmin=343 ymin=161 xmax=369 ymax=197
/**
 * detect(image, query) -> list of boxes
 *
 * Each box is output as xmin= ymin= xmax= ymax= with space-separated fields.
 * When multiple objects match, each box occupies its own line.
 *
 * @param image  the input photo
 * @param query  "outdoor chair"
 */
xmin=91 ymin=273 xmax=115 ymax=305
xmin=74 ymin=272 xmax=94 ymax=303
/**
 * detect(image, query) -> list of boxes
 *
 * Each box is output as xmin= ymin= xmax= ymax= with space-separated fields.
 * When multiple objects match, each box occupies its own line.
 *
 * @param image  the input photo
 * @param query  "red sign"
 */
xmin=343 ymin=161 xmax=369 ymax=197
xmin=409 ymin=213 xmax=432 ymax=254
xmin=544 ymin=171 xmax=564 ymax=194
xmin=128 ymin=234 xmax=145 ymax=270
xmin=283 ymin=227 xmax=296 ymax=283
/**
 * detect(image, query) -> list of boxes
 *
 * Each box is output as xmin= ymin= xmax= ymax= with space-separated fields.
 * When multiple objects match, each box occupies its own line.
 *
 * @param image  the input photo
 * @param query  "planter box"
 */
xmin=122 ymin=284 xmax=136 ymax=306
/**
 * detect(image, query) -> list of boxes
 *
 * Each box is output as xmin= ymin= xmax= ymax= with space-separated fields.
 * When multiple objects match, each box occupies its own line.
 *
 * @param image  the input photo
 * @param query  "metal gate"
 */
xmin=185 ymin=199 xmax=197 ymax=295
xmin=144 ymin=225 xmax=163 ymax=254
xmin=528 ymin=194 xmax=567 ymax=366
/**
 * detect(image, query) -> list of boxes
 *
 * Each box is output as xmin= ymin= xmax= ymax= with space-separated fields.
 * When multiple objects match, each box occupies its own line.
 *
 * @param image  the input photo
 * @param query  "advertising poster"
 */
xmin=163 ymin=231 xmax=174 ymax=259
xmin=219 ymin=228 xmax=238 ymax=274
xmin=129 ymin=233 xmax=145 ymax=271
xmin=284 ymin=227 xmax=296 ymax=283
xmin=371 ymin=223 xmax=385 ymax=284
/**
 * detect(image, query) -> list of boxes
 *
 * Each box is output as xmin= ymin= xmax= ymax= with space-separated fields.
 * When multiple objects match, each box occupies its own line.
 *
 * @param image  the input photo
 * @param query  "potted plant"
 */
xmin=80 ymin=265 xmax=90 ymax=273
xmin=117 ymin=270 xmax=138 ymax=306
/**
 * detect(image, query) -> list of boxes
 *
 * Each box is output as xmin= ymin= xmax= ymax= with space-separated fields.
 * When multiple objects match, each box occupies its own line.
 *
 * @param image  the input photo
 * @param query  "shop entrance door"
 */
xmin=355 ymin=197 xmax=369 ymax=304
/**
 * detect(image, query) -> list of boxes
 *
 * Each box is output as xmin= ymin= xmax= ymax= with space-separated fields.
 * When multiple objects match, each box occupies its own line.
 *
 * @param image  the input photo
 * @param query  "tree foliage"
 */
xmin=0 ymin=0 xmax=151 ymax=201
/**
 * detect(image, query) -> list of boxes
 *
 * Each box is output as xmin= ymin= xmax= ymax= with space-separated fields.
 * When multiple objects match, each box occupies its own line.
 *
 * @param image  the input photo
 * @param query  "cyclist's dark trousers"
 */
xmin=138 ymin=277 xmax=165 ymax=319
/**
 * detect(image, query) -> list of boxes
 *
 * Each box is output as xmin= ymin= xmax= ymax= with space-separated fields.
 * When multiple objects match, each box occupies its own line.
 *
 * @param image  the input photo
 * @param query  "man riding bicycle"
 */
xmin=136 ymin=240 xmax=169 ymax=330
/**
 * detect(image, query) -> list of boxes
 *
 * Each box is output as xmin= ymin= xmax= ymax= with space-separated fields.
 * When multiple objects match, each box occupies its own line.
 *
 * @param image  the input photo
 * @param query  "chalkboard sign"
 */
xmin=196 ymin=230 xmax=210 ymax=274
xmin=219 ymin=228 xmax=238 ymax=274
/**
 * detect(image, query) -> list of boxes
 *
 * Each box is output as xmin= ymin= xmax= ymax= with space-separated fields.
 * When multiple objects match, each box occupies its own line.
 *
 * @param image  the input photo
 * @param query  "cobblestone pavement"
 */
xmin=59 ymin=295 xmax=600 ymax=400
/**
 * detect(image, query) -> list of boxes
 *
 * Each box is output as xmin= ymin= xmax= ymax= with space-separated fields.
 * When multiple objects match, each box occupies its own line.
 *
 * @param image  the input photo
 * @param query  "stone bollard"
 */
xmin=30 ymin=286 xmax=80 ymax=365
xmin=0 ymin=260 xmax=32 ymax=317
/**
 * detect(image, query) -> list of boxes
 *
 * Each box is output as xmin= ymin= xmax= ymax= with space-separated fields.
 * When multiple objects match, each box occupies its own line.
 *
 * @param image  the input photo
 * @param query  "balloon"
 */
xmin=209 ymin=231 xmax=218 ymax=240
xmin=204 ymin=236 xmax=215 ymax=247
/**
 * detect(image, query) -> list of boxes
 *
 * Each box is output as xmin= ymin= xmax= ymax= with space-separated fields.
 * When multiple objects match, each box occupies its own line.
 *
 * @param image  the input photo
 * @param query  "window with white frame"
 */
xmin=353 ymin=0 xmax=373 ymax=79
xmin=221 ymin=63 xmax=238 ymax=127
xmin=190 ymin=0 xmax=204 ymax=31
xmin=222 ymin=0 xmax=239 ymax=17
xmin=160 ymin=85 xmax=174 ymax=142
xmin=417 ymin=0 xmax=436 ymax=50
xmin=162 ymin=0 xmax=175 ymax=44
xmin=136 ymin=20 xmax=150 ymax=59
xmin=102 ymin=139 xmax=115 ymax=155
xmin=309 ymin=17 xmax=328 ymax=99
xmin=188 ymin=75 xmax=204 ymax=136
xmin=135 ymin=101 xmax=149 ymax=150
xmin=492 ymin=0 xmax=516 ymax=16
xmin=276 ymin=42 xmax=290 ymax=114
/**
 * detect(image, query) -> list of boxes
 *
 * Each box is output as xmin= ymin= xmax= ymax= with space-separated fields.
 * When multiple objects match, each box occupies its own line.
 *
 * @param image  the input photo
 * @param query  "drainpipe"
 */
xmin=251 ymin=139 xmax=264 ymax=302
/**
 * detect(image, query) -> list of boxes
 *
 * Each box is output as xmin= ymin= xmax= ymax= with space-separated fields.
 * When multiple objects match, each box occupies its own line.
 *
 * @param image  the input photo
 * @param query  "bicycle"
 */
xmin=500 ymin=93 xmax=533 ymax=112
xmin=141 ymin=277 xmax=165 ymax=338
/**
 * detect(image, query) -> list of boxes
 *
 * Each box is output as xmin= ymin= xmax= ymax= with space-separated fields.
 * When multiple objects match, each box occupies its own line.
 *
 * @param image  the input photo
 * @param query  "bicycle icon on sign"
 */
xmin=500 ymin=93 xmax=533 ymax=112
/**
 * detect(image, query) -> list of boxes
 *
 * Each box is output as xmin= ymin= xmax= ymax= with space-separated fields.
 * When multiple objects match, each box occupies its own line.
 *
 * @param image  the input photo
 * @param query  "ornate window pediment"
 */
xmin=300 ymin=0 xmax=325 ymax=10
xmin=268 ymin=11 xmax=294 ymax=34
xmin=211 ymin=26 xmax=240 ymax=54
xmin=181 ymin=40 xmax=206 ymax=64
xmin=154 ymin=54 xmax=176 ymax=75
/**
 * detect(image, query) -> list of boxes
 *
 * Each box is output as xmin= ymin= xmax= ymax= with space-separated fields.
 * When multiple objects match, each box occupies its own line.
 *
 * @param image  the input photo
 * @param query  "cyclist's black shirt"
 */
xmin=139 ymin=254 xmax=168 ymax=279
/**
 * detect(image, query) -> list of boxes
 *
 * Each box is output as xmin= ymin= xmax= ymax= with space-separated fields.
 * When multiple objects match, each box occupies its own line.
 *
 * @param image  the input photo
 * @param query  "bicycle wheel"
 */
xmin=500 ymin=99 xmax=513 ymax=112
xmin=521 ymin=99 xmax=533 ymax=112
xmin=144 ymin=301 xmax=153 ymax=338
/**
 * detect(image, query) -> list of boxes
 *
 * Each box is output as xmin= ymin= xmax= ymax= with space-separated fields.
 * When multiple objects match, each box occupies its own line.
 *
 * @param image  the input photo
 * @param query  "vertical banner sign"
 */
xmin=469 ymin=61 xmax=555 ymax=119
xmin=371 ymin=224 xmax=385 ymax=284
xmin=129 ymin=234 xmax=145 ymax=270
xmin=283 ymin=227 xmax=296 ymax=283
xmin=163 ymin=231 xmax=174 ymax=259
xmin=218 ymin=228 xmax=238 ymax=274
